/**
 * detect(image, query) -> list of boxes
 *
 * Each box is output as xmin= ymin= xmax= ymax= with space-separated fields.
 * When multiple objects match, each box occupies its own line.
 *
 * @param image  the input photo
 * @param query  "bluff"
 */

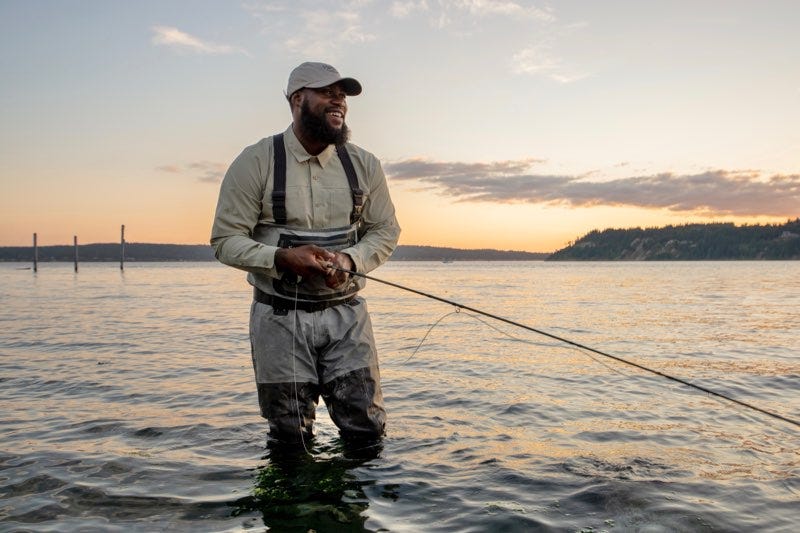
xmin=548 ymin=219 xmax=800 ymax=260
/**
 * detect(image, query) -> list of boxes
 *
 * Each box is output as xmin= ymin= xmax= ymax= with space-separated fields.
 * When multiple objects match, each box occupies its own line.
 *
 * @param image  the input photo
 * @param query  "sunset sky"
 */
xmin=1 ymin=1 xmax=798 ymax=252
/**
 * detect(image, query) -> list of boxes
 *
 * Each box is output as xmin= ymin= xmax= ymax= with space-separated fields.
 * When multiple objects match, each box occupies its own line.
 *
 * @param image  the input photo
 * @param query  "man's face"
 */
xmin=297 ymin=83 xmax=350 ymax=146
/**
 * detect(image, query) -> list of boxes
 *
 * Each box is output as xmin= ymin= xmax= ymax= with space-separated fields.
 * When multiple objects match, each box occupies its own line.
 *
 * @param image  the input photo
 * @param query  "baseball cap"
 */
xmin=285 ymin=62 xmax=362 ymax=99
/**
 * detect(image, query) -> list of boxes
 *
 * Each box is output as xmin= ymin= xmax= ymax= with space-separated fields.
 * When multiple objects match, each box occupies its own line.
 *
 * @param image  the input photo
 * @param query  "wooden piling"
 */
xmin=73 ymin=235 xmax=78 ymax=273
xmin=33 ymin=233 xmax=38 ymax=272
xmin=120 ymin=224 xmax=125 ymax=270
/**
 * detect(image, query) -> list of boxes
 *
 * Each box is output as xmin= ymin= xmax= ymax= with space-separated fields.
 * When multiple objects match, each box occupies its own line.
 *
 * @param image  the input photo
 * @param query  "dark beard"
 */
xmin=299 ymin=100 xmax=350 ymax=146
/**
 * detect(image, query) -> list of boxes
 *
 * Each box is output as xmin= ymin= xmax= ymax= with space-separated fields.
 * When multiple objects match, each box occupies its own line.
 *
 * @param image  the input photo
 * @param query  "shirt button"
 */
xmin=312 ymin=175 xmax=319 ymax=181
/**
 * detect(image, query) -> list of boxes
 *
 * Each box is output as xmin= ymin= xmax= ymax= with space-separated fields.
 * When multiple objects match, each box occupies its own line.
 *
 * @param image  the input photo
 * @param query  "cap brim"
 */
xmin=338 ymin=77 xmax=362 ymax=96
xmin=305 ymin=76 xmax=362 ymax=96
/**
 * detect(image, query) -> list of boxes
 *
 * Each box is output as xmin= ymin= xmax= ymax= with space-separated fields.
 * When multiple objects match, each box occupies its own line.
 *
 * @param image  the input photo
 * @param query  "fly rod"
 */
xmin=334 ymin=266 xmax=800 ymax=430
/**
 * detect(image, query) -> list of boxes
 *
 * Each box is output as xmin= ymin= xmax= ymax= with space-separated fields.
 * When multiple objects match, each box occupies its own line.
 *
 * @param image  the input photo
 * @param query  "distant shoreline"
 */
xmin=5 ymin=218 xmax=798 ymax=261
xmin=0 ymin=243 xmax=551 ymax=262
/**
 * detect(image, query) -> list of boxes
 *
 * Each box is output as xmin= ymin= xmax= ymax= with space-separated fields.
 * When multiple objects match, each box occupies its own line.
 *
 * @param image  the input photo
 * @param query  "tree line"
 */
xmin=548 ymin=219 xmax=800 ymax=260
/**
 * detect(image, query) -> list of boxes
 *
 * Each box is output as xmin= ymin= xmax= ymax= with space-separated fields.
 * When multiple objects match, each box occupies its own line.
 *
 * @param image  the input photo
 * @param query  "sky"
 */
xmin=1 ymin=1 xmax=798 ymax=252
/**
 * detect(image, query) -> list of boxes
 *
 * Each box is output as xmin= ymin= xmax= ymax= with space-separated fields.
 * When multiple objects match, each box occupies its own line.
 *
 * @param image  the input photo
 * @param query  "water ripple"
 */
xmin=1 ymin=261 xmax=798 ymax=531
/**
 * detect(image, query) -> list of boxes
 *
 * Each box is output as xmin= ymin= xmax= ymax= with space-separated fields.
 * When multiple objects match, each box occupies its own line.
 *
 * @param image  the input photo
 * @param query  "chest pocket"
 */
xmin=271 ymin=133 xmax=364 ymax=227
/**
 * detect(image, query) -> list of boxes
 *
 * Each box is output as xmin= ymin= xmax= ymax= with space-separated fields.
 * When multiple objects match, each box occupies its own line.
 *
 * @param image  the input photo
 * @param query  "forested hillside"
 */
xmin=548 ymin=219 xmax=800 ymax=260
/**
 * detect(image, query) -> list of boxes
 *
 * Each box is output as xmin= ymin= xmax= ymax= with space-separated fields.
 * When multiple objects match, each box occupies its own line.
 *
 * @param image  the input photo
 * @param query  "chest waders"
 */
xmin=249 ymin=133 xmax=387 ymax=442
xmin=250 ymin=133 xmax=366 ymax=311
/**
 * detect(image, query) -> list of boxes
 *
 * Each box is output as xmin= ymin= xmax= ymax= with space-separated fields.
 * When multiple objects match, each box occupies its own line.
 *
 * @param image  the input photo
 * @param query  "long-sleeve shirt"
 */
xmin=211 ymin=125 xmax=401 ymax=280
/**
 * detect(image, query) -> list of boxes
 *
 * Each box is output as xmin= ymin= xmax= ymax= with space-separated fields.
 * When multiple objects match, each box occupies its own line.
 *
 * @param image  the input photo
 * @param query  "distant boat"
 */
xmin=442 ymin=258 xmax=453 ymax=263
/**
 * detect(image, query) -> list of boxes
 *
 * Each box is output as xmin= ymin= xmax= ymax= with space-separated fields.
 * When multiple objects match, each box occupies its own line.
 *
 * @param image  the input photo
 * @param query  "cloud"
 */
xmin=393 ymin=0 xmax=553 ymax=22
xmin=284 ymin=9 xmax=375 ymax=56
xmin=188 ymin=161 xmax=228 ymax=183
xmin=151 ymin=26 xmax=249 ymax=56
xmin=385 ymin=158 xmax=800 ymax=217
xmin=243 ymin=1 xmax=580 ymax=81
xmin=405 ymin=0 xmax=554 ymax=29
xmin=245 ymin=1 xmax=374 ymax=57
xmin=386 ymin=157 xmax=546 ymax=180
xmin=423 ymin=3 xmax=584 ymax=82
xmin=157 ymin=161 xmax=227 ymax=183
xmin=511 ymin=45 xmax=586 ymax=83
xmin=451 ymin=0 xmax=555 ymax=22
xmin=391 ymin=0 xmax=429 ymax=18
xmin=245 ymin=0 xmax=552 ymax=51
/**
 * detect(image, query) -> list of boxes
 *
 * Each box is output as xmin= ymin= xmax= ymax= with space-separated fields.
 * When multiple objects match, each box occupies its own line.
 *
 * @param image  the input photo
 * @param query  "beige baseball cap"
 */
xmin=285 ymin=62 xmax=362 ymax=99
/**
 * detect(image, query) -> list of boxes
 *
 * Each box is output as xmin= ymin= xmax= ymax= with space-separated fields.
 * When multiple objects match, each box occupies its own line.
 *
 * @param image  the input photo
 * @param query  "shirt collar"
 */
xmin=284 ymin=125 xmax=336 ymax=168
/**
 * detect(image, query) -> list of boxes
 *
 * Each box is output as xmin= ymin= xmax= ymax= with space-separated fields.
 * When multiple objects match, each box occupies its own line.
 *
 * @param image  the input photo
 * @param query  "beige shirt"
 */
xmin=211 ymin=125 xmax=401 ymax=279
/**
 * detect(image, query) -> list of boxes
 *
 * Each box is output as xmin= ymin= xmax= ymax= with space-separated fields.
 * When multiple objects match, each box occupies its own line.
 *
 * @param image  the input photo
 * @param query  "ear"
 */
xmin=290 ymin=90 xmax=304 ymax=108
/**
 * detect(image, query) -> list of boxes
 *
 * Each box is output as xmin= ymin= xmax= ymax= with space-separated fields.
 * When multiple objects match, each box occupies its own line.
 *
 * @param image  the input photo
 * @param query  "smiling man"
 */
xmin=211 ymin=62 xmax=401 ymax=445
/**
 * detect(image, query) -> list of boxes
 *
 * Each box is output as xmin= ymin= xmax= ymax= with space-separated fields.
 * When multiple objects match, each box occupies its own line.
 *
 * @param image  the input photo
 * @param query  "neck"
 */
xmin=292 ymin=123 xmax=327 ymax=156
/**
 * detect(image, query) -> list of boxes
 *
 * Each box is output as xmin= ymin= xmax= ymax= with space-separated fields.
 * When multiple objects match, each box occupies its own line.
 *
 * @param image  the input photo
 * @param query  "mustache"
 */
xmin=300 ymin=100 xmax=349 ymax=145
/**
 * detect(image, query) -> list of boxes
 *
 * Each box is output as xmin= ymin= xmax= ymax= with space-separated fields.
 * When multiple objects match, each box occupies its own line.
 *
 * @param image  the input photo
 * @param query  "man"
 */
xmin=211 ymin=62 xmax=401 ymax=444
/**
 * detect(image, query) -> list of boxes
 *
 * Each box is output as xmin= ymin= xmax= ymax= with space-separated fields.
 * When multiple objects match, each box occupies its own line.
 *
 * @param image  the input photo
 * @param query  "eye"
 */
xmin=315 ymin=87 xmax=344 ymax=99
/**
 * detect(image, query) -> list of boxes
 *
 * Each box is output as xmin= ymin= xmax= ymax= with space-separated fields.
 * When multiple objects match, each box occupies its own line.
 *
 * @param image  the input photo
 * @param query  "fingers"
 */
xmin=276 ymin=245 xmax=335 ymax=278
xmin=324 ymin=252 xmax=354 ymax=288
xmin=276 ymin=245 xmax=354 ymax=290
xmin=329 ymin=252 xmax=354 ymax=275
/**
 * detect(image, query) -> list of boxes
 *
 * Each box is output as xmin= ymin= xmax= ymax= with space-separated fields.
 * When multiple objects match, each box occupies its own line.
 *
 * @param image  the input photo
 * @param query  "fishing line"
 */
xmin=290 ymin=284 xmax=312 ymax=454
xmin=404 ymin=309 xmax=462 ymax=363
xmin=463 ymin=312 xmax=624 ymax=374
xmin=334 ymin=266 xmax=800 ymax=430
xmin=408 ymin=308 xmax=627 ymax=377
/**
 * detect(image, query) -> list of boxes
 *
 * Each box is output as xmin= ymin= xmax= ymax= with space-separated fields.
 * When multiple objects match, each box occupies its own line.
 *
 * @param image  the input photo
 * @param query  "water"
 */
xmin=1 ymin=261 xmax=798 ymax=532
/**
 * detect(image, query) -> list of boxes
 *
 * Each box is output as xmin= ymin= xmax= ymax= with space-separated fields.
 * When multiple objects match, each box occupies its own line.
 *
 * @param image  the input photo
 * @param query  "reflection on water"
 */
xmin=232 ymin=439 xmax=382 ymax=531
xmin=1 ymin=261 xmax=798 ymax=531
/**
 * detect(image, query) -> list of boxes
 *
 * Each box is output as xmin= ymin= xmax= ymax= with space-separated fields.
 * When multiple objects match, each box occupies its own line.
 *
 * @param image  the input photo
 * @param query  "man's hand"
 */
xmin=324 ymin=252 xmax=354 ymax=289
xmin=275 ymin=245 xmax=335 ymax=279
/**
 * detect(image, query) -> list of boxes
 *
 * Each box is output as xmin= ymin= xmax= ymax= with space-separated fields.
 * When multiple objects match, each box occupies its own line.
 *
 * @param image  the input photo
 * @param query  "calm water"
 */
xmin=1 ymin=261 xmax=798 ymax=532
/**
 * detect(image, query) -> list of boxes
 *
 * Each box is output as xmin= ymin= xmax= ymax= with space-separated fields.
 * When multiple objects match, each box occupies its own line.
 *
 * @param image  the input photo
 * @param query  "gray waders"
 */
xmin=248 ymin=133 xmax=386 ymax=443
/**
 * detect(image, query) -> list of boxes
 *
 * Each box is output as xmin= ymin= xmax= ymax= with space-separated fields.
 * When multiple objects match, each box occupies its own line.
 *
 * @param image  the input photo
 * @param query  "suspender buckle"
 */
xmin=351 ymin=188 xmax=364 ymax=224
xmin=272 ymin=190 xmax=287 ymax=223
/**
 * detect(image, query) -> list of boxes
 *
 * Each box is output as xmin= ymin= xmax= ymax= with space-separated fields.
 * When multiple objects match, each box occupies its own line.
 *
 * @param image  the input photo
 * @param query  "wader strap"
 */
xmin=270 ymin=133 xmax=363 ymax=226
xmin=336 ymin=145 xmax=364 ymax=225
xmin=272 ymin=133 xmax=287 ymax=225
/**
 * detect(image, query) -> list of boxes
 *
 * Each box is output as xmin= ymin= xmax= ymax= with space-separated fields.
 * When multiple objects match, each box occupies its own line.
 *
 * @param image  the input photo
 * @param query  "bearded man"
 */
xmin=211 ymin=62 xmax=401 ymax=444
